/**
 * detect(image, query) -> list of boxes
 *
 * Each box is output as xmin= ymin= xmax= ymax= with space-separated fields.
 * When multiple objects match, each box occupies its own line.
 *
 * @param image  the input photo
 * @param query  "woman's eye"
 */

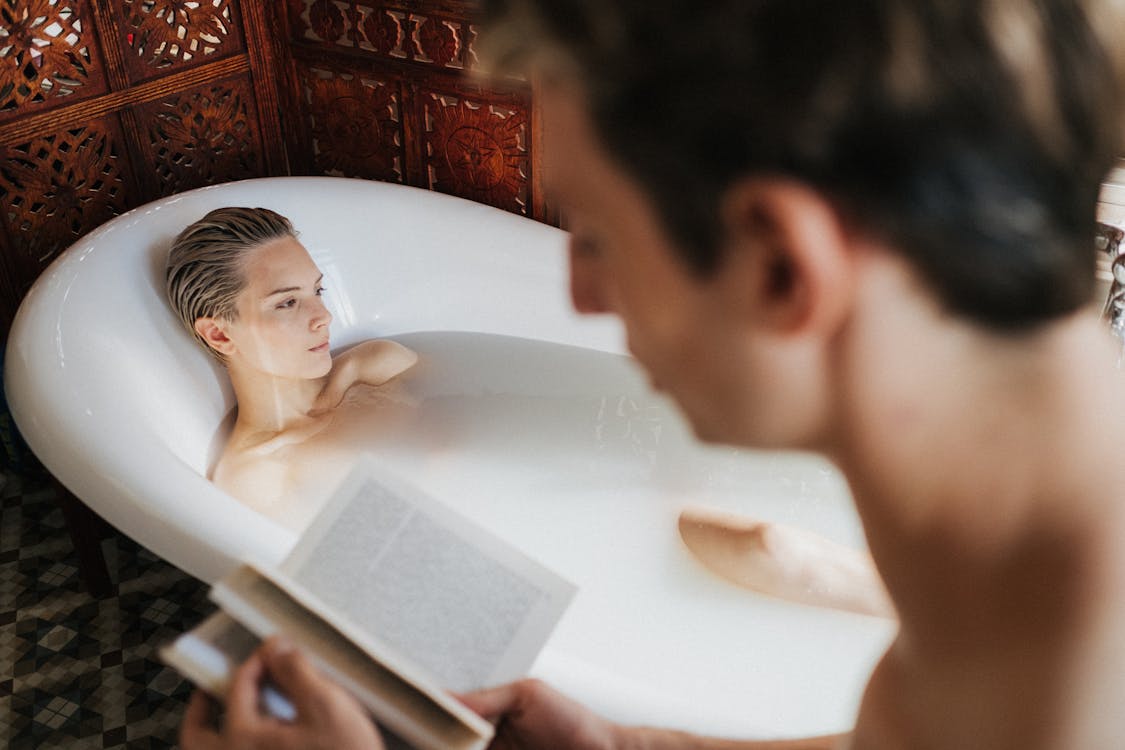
xmin=276 ymin=298 xmax=297 ymax=310
xmin=315 ymin=286 xmax=326 ymax=297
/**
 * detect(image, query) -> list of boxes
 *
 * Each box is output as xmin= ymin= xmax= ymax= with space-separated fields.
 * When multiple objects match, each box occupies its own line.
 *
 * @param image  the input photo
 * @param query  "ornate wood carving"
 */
xmin=422 ymin=91 xmax=527 ymax=214
xmin=0 ymin=118 xmax=132 ymax=286
xmin=290 ymin=1 xmax=475 ymax=70
xmin=300 ymin=63 xmax=404 ymax=182
xmin=283 ymin=1 xmax=541 ymax=219
xmin=117 ymin=0 xmax=244 ymax=83
xmin=0 ymin=0 xmax=108 ymax=119
xmin=137 ymin=76 xmax=265 ymax=196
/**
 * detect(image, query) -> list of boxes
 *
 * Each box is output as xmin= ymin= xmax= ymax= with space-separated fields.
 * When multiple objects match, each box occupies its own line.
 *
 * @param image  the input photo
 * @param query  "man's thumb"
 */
xmin=260 ymin=636 xmax=331 ymax=708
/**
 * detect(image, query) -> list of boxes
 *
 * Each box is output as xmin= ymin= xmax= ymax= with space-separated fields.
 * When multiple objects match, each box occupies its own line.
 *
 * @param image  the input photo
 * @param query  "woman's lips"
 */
xmin=309 ymin=342 xmax=330 ymax=353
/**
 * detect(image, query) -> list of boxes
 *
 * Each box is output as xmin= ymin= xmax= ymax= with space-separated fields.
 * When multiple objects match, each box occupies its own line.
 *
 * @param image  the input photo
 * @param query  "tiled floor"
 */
xmin=1 ymin=470 xmax=213 ymax=749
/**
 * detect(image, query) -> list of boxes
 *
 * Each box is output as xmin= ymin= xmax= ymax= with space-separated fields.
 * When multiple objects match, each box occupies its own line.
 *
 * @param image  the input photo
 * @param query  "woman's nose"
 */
xmin=310 ymin=297 xmax=332 ymax=329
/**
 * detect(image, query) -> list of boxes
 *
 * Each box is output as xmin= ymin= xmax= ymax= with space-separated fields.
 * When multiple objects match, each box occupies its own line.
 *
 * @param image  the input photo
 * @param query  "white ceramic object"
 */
xmin=5 ymin=177 xmax=892 ymax=739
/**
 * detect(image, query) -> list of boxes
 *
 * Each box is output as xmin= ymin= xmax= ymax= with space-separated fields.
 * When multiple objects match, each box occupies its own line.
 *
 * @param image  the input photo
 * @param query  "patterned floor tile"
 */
xmin=0 ymin=470 xmax=212 ymax=748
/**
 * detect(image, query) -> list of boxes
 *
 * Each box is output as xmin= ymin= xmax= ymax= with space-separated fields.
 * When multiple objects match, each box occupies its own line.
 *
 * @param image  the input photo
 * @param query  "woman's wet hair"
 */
xmin=481 ymin=0 xmax=1125 ymax=329
xmin=165 ymin=207 xmax=296 ymax=359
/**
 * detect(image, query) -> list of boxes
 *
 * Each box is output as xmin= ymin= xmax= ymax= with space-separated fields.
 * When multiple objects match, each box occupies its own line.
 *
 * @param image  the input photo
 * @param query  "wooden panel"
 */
xmin=283 ymin=1 xmax=541 ymax=220
xmin=240 ymin=0 xmax=293 ymax=175
xmin=419 ymin=87 xmax=529 ymax=215
xmin=296 ymin=59 xmax=405 ymax=183
xmin=288 ymin=0 xmax=477 ymax=70
xmin=0 ymin=0 xmax=110 ymax=121
xmin=115 ymin=0 xmax=246 ymax=84
xmin=0 ymin=116 xmax=135 ymax=296
xmin=135 ymin=74 xmax=266 ymax=196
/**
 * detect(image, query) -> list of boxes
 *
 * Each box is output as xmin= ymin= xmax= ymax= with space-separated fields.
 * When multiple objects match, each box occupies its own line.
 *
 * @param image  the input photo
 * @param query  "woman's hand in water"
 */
xmin=179 ymin=636 xmax=383 ymax=750
xmin=460 ymin=679 xmax=626 ymax=750
xmin=312 ymin=340 xmax=418 ymax=414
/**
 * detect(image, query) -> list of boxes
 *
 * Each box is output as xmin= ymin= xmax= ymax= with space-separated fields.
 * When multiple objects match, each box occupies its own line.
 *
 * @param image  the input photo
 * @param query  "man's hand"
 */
xmin=461 ymin=678 xmax=625 ymax=750
xmin=179 ymin=636 xmax=384 ymax=750
xmin=463 ymin=679 xmax=849 ymax=750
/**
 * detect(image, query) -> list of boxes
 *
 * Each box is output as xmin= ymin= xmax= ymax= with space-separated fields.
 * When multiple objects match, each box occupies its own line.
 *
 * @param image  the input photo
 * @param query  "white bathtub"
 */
xmin=4 ymin=177 xmax=892 ymax=739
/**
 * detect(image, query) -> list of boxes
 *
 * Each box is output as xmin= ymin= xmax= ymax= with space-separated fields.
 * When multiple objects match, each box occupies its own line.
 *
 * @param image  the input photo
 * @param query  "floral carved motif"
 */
xmin=122 ymin=0 xmax=237 ymax=77
xmin=303 ymin=66 xmax=402 ymax=182
xmin=0 ymin=122 xmax=129 ymax=272
xmin=307 ymin=0 xmax=345 ymax=44
xmin=141 ymin=80 xmax=262 ymax=195
xmin=412 ymin=15 xmax=458 ymax=67
xmin=362 ymin=7 xmax=400 ymax=56
xmin=0 ymin=0 xmax=102 ymax=115
xmin=424 ymin=94 xmax=527 ymax=214
xmin=294 ymin=2 xmax=468 ymax=69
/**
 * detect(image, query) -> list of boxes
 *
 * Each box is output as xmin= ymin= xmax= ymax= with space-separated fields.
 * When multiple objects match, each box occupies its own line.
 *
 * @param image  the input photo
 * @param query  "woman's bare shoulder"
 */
xmin=337 ymin=339 xmax=418 ymax=382
xmin=315 ymin=339 xmax=418 ymax=413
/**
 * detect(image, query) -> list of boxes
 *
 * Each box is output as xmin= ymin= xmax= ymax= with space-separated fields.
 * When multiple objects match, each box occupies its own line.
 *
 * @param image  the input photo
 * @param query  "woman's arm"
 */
xmin=313 ymin=340 xmax=418 ymax=413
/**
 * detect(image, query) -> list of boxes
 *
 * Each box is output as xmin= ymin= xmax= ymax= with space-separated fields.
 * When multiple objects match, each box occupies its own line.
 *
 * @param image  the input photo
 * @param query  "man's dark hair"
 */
xmin=482 ymin=0 xmax=1125 ymax=328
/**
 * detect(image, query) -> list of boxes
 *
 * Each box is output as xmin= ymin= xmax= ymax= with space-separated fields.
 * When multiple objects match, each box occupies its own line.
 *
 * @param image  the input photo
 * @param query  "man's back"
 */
xmin=847 ymin=311 xmax=1125 ymax=749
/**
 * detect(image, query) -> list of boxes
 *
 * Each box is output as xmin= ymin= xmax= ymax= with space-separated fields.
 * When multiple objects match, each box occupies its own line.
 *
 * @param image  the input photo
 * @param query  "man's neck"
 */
xmin=824 ymin=257 xmax=1125 ymax=597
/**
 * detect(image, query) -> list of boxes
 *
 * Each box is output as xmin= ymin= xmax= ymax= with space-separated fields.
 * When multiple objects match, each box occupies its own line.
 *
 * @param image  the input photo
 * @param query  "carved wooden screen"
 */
xmin=279 ymin=0 xmax=545 ymax=221
xmin=0 ymin=0 xmax=288 ymax=338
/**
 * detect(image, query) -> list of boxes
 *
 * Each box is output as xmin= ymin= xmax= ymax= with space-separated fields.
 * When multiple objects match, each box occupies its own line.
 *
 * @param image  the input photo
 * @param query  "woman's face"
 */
xmin=221 ymin=236 xmax=333 ymax=380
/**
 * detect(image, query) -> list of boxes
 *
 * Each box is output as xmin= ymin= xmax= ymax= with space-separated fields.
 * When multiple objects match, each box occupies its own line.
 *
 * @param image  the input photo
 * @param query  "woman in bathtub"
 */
xmin=165 ymin=207 xmax=418 ymax=531
xmin=166 ymin=206 xmax=890 ymax=617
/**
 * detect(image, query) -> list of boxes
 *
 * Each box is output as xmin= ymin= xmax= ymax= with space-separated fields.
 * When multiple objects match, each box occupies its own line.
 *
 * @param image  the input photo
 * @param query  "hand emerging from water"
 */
xmin=179 ymin=636 xmax=384 ymax=750
xmin=678 ymin=508 xmax=895 ymax=619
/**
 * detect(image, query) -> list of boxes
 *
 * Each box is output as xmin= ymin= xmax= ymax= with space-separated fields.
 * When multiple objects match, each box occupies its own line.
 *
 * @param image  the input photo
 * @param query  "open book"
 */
xmin=160 ymin=457 xmax=577 ymax=750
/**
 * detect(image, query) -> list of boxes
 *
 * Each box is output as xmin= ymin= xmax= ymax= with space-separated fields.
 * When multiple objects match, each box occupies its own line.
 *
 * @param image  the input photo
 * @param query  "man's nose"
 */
xmin=569 ymin=241 xmax=611 ymax=314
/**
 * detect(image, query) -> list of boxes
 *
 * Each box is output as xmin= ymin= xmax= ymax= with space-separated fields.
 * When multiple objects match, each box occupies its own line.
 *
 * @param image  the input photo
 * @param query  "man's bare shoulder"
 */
xmin=854 ymin=512 xmax=1125 ymax=749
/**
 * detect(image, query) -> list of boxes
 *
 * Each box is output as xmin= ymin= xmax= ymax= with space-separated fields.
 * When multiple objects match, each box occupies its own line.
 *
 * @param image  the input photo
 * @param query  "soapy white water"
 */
xmin=219 ymin=331 xmax=893 ymax=737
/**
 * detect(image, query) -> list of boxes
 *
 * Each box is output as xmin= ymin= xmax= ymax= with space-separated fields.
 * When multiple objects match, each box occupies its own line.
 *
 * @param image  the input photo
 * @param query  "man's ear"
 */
xmin=193 ymin=317 xmax=235 ymax=356
xmin=718 ymin=178 xmax=854 ymax=335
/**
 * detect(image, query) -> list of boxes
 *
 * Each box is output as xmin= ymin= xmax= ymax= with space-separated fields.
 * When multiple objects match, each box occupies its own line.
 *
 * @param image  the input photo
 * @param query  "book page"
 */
xmin=281 ymin=456 xmax=576 ymax=692
xmin=211 ymin=565 xmax=490 ymax=750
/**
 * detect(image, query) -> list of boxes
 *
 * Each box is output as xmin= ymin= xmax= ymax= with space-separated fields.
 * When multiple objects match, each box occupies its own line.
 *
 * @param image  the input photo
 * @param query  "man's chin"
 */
xmin=669 ymin=400 xmax=726 ymax=445
xmin=687 ymin=419 xmax=728 ymax=445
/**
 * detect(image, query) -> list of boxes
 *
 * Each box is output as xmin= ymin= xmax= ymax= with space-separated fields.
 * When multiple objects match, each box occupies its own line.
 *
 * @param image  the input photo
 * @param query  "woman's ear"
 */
xmin=193 ymin=317 xmax=235 ymax=356
xmin=718 ymin=178 xmax=855 ymax=336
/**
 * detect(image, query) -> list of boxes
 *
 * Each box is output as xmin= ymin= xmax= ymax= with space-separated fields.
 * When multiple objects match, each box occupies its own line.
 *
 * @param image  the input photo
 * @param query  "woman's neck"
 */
xmin=226 ymin=362 xmax=329 ymax=437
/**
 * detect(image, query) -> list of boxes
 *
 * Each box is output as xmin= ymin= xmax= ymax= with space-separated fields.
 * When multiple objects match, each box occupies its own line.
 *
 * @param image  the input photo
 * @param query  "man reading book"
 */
xmin=181 ymin=0 xmax=1125 ymax=748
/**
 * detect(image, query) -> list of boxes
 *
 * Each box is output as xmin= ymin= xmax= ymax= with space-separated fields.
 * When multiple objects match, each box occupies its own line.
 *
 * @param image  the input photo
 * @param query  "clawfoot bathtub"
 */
xmin=4 ymin=177 xmax=892 ymax=738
